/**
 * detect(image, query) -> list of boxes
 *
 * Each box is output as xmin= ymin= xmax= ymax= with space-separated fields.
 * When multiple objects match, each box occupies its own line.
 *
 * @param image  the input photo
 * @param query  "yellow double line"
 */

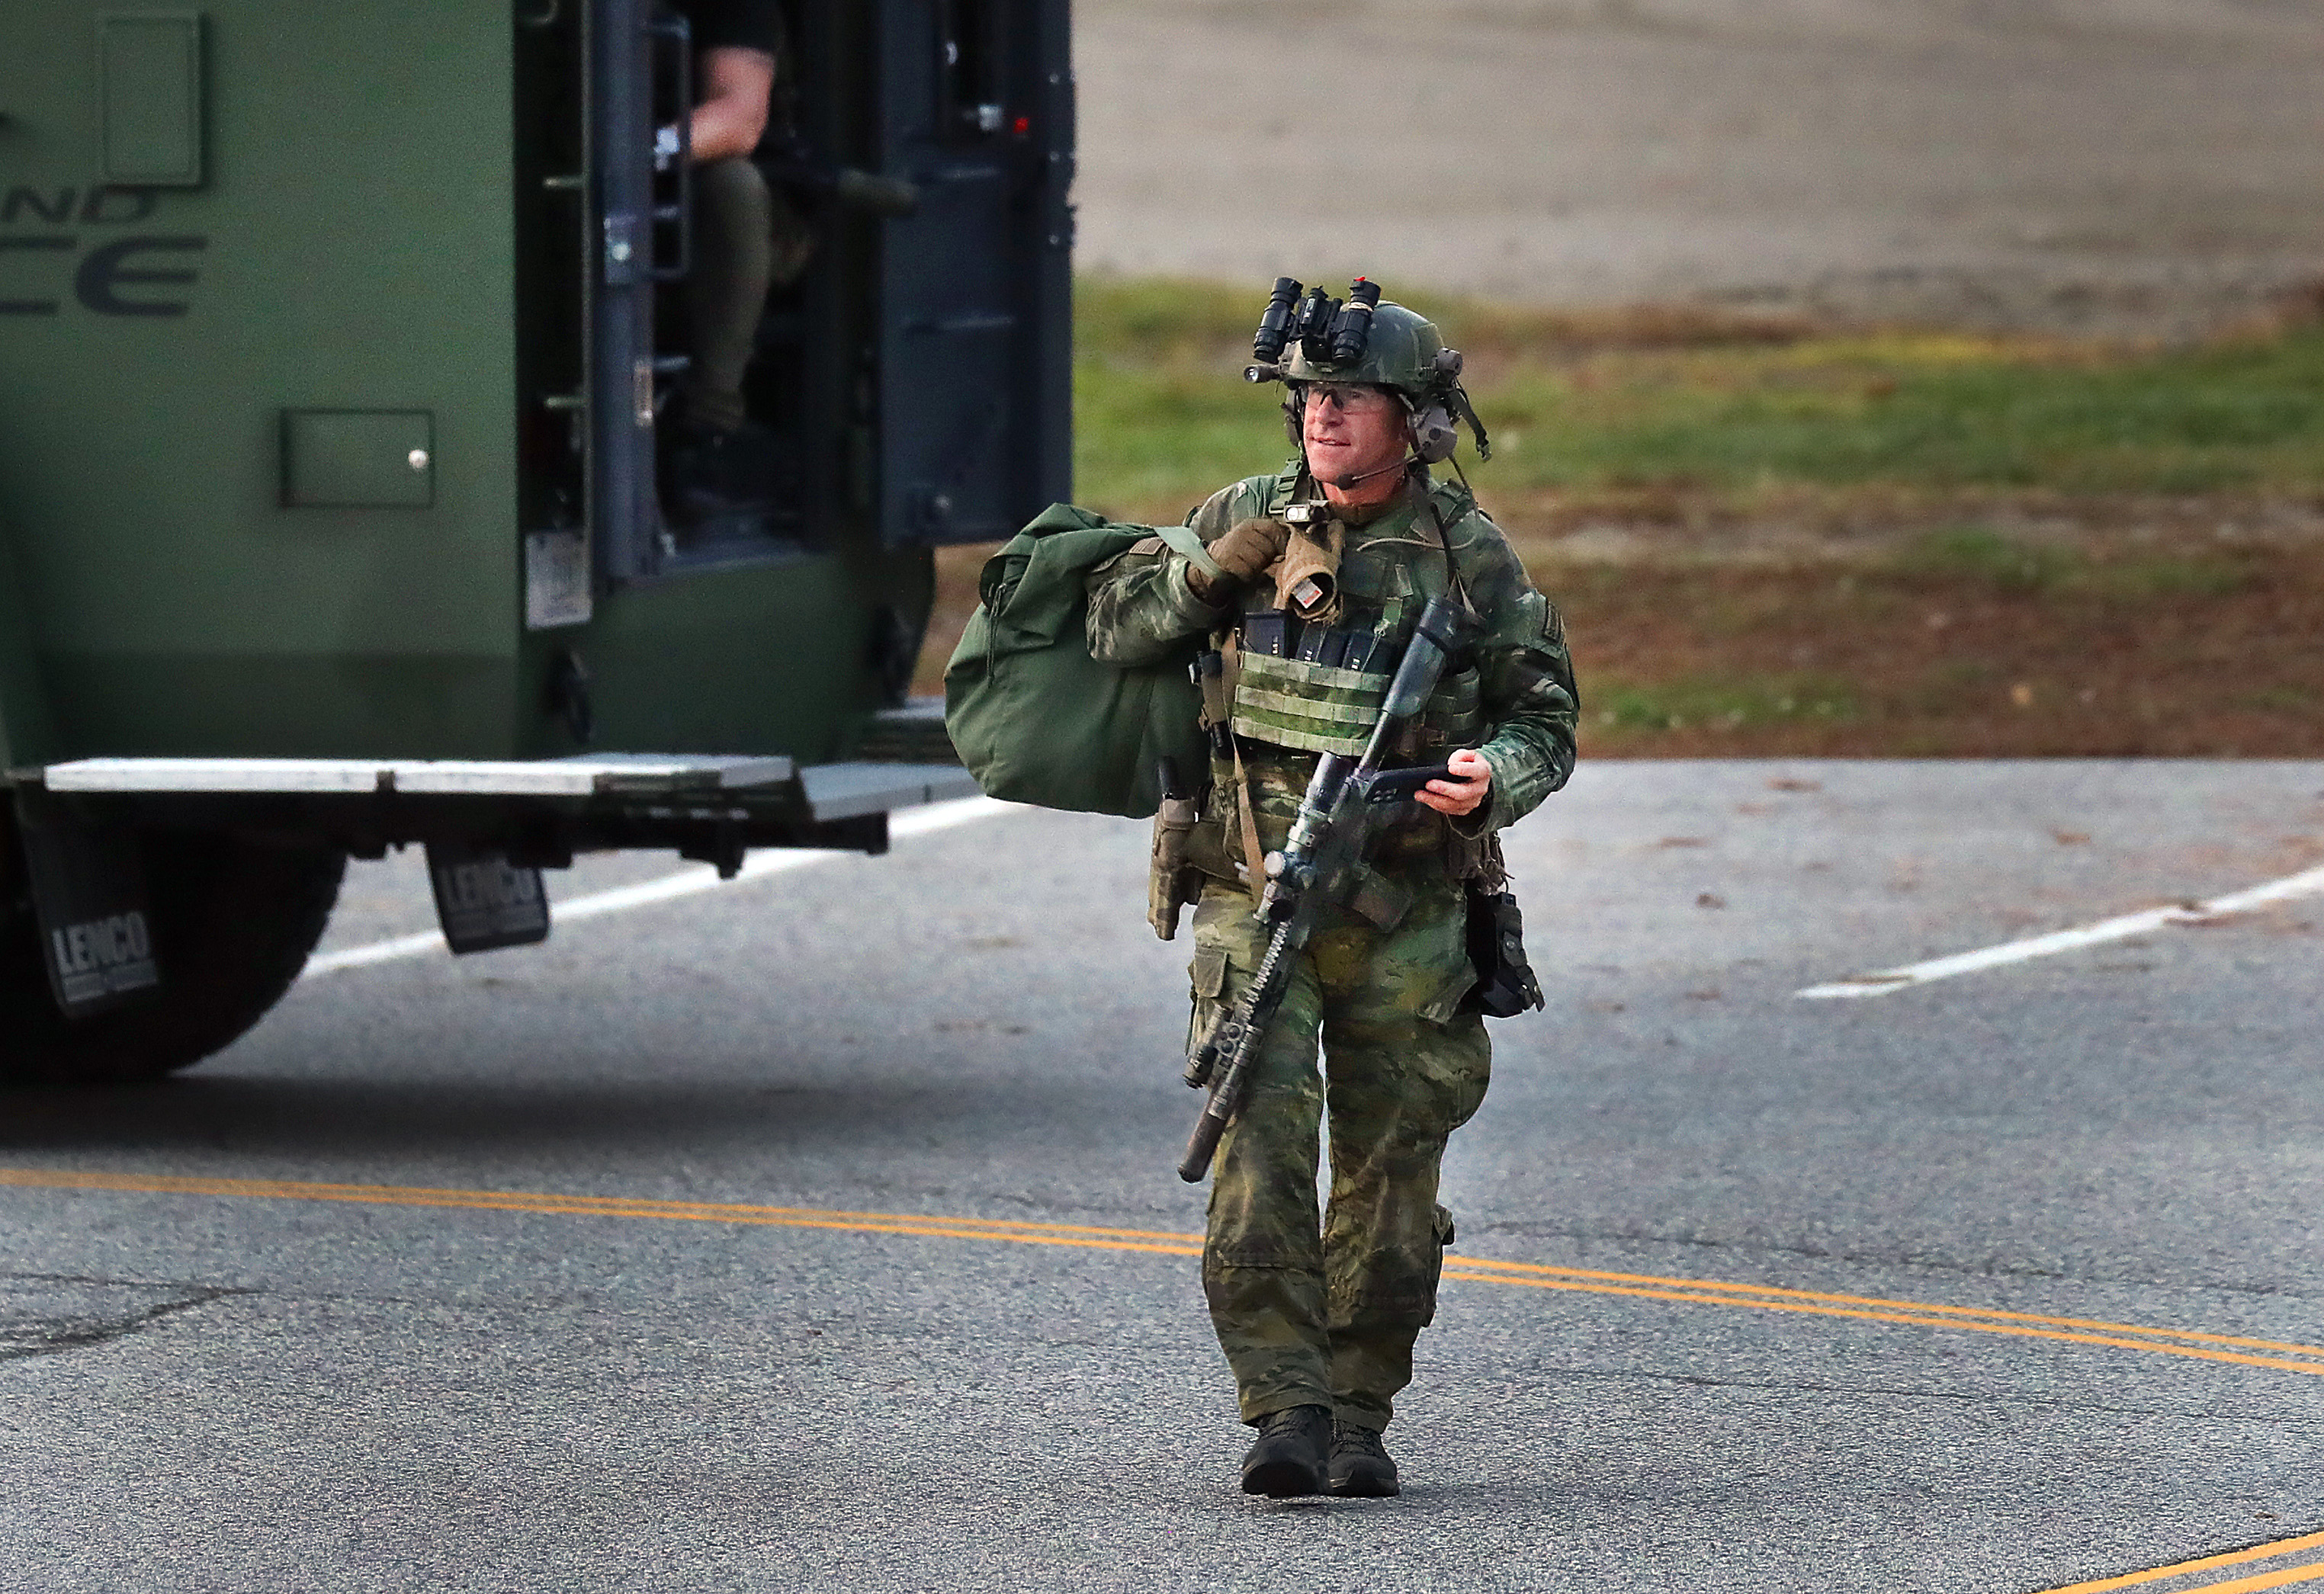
xmin=6 ymin=1166 xmax=2323 ymax=1382
xmin=2044 ymin=1529 xmax=2324 ymax=1593
xmin=5 ymin=1166 xmax=2319 ymax=1592
xmin=0 ymin=1168 xmax=1207 ymax=1256
xmin=1443 ymin=1256 xmax=2324 ymax=1379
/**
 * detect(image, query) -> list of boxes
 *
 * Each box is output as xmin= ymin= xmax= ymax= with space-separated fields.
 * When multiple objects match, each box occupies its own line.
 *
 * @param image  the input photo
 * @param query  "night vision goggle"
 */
xmin=1250 ymin=276 xmax=1382 ymax=369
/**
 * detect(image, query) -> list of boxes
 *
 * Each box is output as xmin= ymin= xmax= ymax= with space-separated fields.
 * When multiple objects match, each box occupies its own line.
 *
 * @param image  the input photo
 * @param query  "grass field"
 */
xmin=925 ymin=277 xmax=2324 ymax=758
xmin=1071 ymin=276 xmax=2324 ymax=519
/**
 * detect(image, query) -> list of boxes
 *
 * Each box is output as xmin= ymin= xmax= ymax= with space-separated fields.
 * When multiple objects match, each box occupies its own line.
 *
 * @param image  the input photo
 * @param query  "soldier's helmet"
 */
xmin=1279 ymin=301 xmax=1443 ymax=400
xmin=1246 ymin=277 xmax=1490 ymax=463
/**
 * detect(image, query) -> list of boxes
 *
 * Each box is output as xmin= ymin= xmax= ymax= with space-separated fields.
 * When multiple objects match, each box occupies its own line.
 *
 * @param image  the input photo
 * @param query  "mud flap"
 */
xmin=425 ymin=844 xmax=551 ymax=954
xmin=12 ymin=791 xmax=160 ymax=1019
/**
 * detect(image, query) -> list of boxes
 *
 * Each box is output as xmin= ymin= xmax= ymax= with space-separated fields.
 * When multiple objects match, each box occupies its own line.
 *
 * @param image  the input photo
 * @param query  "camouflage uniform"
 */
xmin=1087 ymin=463 xmax=1578 ymax=1431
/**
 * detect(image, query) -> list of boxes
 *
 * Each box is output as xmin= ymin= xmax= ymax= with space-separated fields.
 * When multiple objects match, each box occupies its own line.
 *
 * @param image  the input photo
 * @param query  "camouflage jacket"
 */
xmin=1086 ymin=466 xmax=1579 ymax=839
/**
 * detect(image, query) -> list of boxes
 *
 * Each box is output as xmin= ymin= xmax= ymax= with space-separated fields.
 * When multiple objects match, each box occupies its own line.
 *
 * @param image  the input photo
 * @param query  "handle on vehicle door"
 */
xmin=647 ymin=10 xmax=694 ymax=283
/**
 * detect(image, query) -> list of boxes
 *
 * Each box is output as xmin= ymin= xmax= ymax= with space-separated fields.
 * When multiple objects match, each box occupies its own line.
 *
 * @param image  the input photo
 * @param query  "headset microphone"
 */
xmin=1332 ymin=456 xmax=1417 ymax=492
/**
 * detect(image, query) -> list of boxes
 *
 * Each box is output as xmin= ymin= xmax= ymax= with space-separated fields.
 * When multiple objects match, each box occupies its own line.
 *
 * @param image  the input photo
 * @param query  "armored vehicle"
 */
xmin=0 ymin=0 xmax=1071 ymax=1081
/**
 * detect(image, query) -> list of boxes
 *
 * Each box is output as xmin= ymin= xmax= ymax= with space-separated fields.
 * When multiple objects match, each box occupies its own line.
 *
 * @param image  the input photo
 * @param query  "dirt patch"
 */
xmin=1534 ymin=533 xmax=2324 ymax=759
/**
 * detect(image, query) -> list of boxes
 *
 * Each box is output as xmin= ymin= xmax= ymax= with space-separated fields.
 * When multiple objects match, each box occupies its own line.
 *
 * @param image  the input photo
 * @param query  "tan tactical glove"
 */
xmin=1188 ymin=516 xmax=1290 ymax=606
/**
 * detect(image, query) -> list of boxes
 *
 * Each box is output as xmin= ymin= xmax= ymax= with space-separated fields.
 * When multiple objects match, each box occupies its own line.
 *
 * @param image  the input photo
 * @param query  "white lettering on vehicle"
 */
xmin=442 ymin=860 xmax=543 ymax=914
xmin=47 ymin=910 xmax=160 ymax=1004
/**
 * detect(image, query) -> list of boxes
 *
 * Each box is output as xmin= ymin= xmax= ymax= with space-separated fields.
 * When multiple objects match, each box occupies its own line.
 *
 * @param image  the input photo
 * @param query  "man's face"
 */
xmin=1301 ymin=383 xmax=1406 ymax=487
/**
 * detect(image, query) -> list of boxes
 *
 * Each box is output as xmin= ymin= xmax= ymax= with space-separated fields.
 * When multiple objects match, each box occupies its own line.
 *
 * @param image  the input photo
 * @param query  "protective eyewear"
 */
xmin=1301 ymin=383 xmax=1394 ymax=415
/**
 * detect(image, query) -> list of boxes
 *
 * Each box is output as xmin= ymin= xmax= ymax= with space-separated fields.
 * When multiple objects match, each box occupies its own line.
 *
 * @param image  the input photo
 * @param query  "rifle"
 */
xmin=1176 ymin=595 xmax=1472 ymax=1183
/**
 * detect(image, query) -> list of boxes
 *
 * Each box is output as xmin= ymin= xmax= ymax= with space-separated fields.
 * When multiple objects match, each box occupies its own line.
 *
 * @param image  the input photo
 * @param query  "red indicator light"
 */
xmin=1013 ymin=115 xmax=1031 ymax=135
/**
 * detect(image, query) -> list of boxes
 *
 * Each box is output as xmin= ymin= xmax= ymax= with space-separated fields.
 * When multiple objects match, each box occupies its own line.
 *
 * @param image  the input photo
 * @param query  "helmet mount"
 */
xmin=1244 ymin=276 xmax=1491 ymax=469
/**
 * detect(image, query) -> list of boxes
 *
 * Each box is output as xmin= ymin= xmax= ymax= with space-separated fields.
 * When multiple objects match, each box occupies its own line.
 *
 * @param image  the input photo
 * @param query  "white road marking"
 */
xmin=1796 ymin=861 xmax=2324 ymax=999
xmin=298 ymin=796 xmax=1015 ymax=980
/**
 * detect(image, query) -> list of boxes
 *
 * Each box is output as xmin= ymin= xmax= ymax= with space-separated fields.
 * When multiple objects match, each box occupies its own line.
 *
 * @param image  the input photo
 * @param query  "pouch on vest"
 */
xmin=1462 ymin=885 xmax=1546 ymax=1018
xmin=942 ymin=504 xmax=1217 ymax=819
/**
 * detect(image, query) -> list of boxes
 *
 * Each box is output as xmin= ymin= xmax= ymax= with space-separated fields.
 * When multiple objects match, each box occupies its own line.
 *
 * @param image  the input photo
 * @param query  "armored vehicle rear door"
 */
xmin=873 ymin=0 xmax=1072 ymax=546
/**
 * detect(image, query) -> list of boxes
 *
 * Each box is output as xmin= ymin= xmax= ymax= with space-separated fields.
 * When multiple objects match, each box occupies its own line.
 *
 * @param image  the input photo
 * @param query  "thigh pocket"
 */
xmin=1388 ymin=896 xmax=1478 ymax=1026
xmin=1415 ymin=963 xmax=1478 ymax=1025
xmin=1190 ymin=945 xmax=1229 ymax=1003
xmin=1184 ymin=945 xmax=1231 ymax=1076
xmin=1421 ymin=1204 xmax=1458 ymax=1322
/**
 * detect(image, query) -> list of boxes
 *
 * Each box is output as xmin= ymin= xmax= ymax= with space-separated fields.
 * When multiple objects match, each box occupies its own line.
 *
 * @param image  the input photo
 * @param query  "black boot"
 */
xmin=662 ymin=416 xmax=782 ymax=527
xmin=1326 ymin=1420 xmax=1399 ymax=1497
xmin=1240 ymin=1404 xmax=1331 ymax=1497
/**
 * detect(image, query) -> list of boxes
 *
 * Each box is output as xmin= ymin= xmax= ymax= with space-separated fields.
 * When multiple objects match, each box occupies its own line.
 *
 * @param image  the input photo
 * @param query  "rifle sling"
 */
xmin=1230 ymin=739 xmax=1269 ymax=896
xmin=1215 ymin=628 xmax=1270 ymax=893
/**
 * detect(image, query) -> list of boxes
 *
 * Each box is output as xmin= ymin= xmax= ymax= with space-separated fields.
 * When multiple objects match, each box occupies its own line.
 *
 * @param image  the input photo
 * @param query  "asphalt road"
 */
xmin=1076 ymin=0 xmax=2324 ymax=332
xmin=3 ymin=762 xmax=2322 ymax=1592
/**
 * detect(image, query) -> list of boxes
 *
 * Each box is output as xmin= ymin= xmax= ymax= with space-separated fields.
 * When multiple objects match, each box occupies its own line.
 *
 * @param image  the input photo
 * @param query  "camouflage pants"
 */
xmin=1187 ymin=871 xmax=1490 ymax=1432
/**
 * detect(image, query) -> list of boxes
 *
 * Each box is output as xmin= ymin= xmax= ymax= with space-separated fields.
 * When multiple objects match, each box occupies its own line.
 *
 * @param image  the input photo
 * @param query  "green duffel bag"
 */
xmin=943 ymin=503 xmax=1221 ymax=819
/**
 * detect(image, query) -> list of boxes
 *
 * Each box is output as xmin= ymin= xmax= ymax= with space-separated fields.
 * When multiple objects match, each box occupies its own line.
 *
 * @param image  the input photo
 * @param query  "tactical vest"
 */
xmin=1231 ymin=651 xmax=1484 ymax=758
xmin=1220 ymin=477 xmax=1487 ymax=761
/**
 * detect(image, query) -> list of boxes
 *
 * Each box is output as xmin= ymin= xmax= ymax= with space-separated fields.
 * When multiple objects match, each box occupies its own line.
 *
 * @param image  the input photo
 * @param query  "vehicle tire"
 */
xmin=0 ymin=825 xmax=346 ymax=1086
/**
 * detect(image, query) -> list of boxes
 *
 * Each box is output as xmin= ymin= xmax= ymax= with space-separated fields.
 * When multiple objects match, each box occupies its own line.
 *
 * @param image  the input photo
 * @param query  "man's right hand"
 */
xmin=1189 ymin=517 xmax=1289 ymax=605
